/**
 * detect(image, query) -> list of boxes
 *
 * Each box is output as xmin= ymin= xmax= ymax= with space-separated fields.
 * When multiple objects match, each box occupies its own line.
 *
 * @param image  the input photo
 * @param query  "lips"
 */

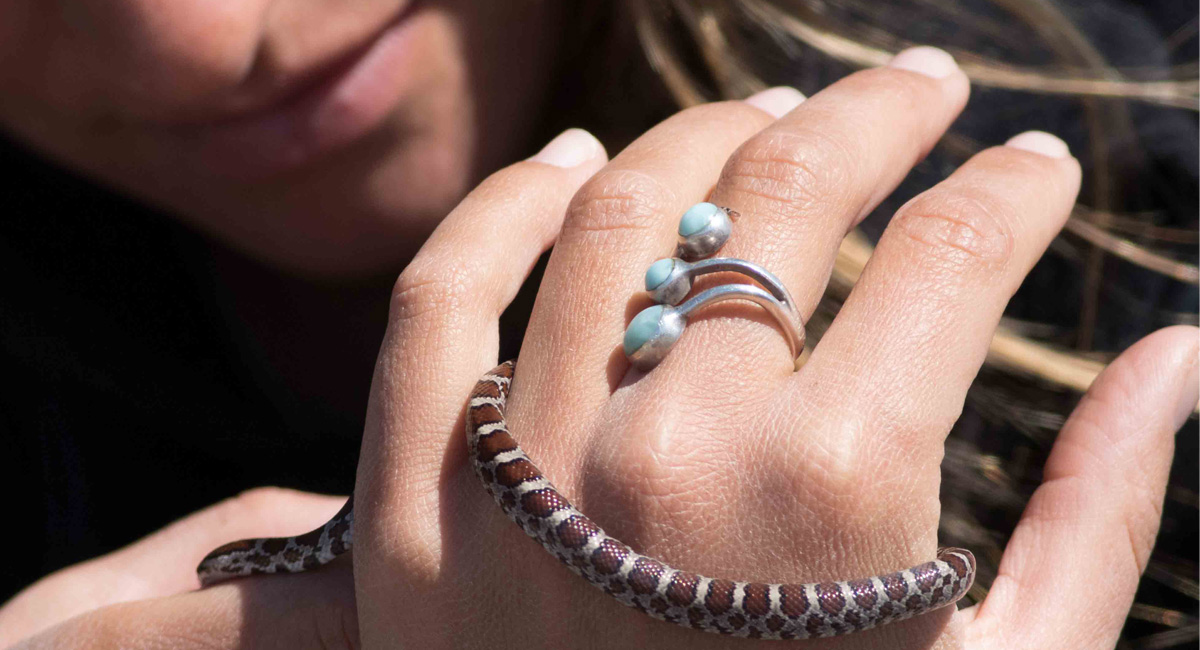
xmin=187 ymin=8 xmax=421 ymax=179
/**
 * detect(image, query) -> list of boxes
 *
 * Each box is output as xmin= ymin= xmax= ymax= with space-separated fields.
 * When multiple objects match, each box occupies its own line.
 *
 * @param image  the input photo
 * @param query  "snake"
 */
xmin=198 ymin=360 xmax=975 ymax=640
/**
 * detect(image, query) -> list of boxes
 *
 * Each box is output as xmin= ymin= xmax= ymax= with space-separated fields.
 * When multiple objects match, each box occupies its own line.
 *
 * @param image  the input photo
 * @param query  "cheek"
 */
xmin=198 ymin=111 xmax=477 ymax=276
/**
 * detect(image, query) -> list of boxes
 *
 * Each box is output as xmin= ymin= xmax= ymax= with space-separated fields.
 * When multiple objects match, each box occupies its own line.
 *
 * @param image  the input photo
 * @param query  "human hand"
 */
xmin=351 ymin=45 xmax=1198 ymax=649
xmin=0 ymin=488 xmax=357 ymax=649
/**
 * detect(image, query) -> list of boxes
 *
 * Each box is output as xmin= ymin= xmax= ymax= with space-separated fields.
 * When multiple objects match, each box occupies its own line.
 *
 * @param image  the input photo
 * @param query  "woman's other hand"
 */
xmin=0 ymin=489 xmax=357 ymax=649
xmin=0 ymin=123 xmax=611 ymax=650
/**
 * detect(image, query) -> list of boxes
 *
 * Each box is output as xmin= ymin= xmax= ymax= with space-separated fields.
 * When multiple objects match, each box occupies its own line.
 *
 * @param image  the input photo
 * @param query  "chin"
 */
xmin=0 ymin=0 xmax=561 ymax=279
xmin=176 ymin=110 xmax=479 ymax=278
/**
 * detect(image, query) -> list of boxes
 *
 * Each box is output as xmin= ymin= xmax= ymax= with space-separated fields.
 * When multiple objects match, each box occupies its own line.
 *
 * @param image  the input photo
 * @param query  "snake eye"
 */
xmin=675 ymin=202 xmax=732 ymax=261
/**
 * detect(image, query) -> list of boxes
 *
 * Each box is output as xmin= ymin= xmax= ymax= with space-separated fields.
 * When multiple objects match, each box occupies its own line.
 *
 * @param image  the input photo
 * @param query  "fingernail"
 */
xmin=888 ymin=46 xmax=959 ymax=79
xmin=1005 ymin=130 xmax=1071 ymax=159
xmin=1171 ymin=347 xmax=1199 ymax=432
xmin=745 ymin=86 xmax=806 ymax=118
xmin=530 ymin=128 xmax=603 ymax=168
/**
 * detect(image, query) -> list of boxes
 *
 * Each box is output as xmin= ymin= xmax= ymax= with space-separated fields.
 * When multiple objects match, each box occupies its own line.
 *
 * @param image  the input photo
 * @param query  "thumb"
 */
xmin=13 ymin=555 xmax=356 ymax=650
xmin=963 ymin=325 xmax=1198 ymax=649
xmin=0 ymin=487 xmax=346 ymax=646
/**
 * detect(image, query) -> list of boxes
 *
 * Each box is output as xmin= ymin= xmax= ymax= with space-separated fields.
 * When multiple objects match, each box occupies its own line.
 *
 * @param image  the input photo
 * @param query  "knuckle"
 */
xmin=720 ymin=130 xmax=857 ymax=217
xmin=776 ymin=406 xmax=868 ymax=504
xmin=564 ymin=168 xmax=678 ymax=236
xmin=891 ymin=189 xmax=1017 ymax=273
xmin=1030 ymin=476 xmax=1146 ymax=586
xmin=1062 ymin=397 xmax=1167 ymax=573
xmin=1122 ymin=494 xmax=1163 ymax=573
xmin=592 ymin=411 xmax=744 ymax=532
xmin=874 ymin=390 xmax=961 ymax=447
xmin=1075 ymin=389 xmax=1171 ymax=493
xmin=389 ymin=255 xmax=478 ymax=324
xmin=1070 ymin=381 xmax=1143 ymax=453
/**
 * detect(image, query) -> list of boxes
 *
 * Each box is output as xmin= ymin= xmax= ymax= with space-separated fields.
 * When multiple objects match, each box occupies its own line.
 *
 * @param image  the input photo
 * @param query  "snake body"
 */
xmin=198 ymin=360 xmax=975 ymax=639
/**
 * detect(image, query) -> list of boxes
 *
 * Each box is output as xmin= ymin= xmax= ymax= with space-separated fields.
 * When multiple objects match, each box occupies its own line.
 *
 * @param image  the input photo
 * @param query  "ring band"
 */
xmin=645 ymin=257 xmax=800 ymax=312
xmin=624 ymin=202 xmax=807 ymax=371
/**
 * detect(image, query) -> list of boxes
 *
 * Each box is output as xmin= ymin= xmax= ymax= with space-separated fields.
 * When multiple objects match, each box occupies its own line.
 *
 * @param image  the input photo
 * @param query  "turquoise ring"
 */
xmin=624 ymin=202 xmax=806 ymax=372
xmin=675 ymin=202 xmax=734 ymax=261
xmin=624 ymin=284 xmax=804 ymax=371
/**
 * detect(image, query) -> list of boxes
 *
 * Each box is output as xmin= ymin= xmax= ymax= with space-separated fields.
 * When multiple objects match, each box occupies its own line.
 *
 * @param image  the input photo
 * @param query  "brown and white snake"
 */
xmin=198 ymin=360 xmax=975 ymax=639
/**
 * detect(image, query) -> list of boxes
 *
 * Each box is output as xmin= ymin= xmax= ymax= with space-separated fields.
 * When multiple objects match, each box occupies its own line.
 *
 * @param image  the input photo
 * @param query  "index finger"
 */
xmin=353 ymin=128 xmax=608 ymax=647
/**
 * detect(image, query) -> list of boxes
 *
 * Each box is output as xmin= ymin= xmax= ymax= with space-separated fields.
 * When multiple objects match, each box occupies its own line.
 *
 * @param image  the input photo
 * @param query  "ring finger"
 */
xmin=803 ymin=131 xmax=1082 ymax=461
xmin=672 ymin=46 xmax=970 ymax=379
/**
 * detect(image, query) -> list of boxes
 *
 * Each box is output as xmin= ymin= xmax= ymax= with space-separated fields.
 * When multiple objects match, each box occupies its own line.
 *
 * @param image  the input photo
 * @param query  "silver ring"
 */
xmin=624 ymin=284 xmax=805 ymax=371
xmin=624 ymin=202 xmax=807 ymax=372
xmin=674 ymin=203 xmax=735 ymax=261
xmin=645 ymin=257 xmax=799 ymax=311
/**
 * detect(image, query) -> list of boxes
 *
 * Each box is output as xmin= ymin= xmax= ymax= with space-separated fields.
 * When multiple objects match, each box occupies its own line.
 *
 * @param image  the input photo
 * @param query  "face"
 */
xmin=0 ymin=0 xmax=564 ymax=276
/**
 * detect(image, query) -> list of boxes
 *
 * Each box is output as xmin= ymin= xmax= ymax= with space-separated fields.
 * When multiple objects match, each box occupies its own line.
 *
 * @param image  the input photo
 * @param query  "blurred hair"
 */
xmin=628 ymin=1 xmax=1199 ymax=646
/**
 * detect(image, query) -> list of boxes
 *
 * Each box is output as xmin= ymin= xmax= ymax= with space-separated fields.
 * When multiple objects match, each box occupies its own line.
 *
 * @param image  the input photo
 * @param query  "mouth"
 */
xmin=187 ymin=6 xmax=422 ymax=179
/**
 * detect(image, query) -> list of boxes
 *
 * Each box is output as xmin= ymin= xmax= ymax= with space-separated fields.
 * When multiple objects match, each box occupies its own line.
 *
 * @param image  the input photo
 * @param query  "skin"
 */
xmin=0 ymin=0 xmax=563 ymax=277
xmin=4 ymin=46 xmax=1196 ymax=650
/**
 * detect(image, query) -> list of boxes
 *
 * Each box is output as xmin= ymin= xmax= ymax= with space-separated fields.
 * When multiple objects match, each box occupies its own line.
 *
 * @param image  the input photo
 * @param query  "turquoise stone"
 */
xmin=644 ymin=258 xmax=675 ymax=291
xmin=624 ymin=305 xmax=665 ymax=356
xmin=678 ymin=202 xmax=719 ymax=237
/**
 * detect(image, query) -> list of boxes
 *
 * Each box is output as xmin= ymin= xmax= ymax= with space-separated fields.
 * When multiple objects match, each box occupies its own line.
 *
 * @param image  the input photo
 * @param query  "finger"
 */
xmin=801 ymin=132 xmax=1082 ymax=457
xmin=681 ymin=46 xmax=969 ymax=375
xmin=0 ymin=487 xmax=345 ymax=646
xmin=13 ymin=555 xmax=357 ymax=650
xmin=352 ymin=128 xmax=606 ymax=630
xmin=514 ymin=100 xmax=776 ymax=426
xmin=962 ymin=326 xmax=1199 ymax=650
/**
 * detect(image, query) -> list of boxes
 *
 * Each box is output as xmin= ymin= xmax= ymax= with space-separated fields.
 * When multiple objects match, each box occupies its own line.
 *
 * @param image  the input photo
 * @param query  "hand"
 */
xmin=0 ymin=488 xmax=357 ymax=649
xmin=351 ymin=46 xmax=1199 ymax=649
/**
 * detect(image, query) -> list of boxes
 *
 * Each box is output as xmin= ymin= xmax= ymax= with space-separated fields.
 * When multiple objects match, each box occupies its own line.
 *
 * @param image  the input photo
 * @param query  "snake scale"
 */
xmin=198 ymin=360 xmax=975 ymax=639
